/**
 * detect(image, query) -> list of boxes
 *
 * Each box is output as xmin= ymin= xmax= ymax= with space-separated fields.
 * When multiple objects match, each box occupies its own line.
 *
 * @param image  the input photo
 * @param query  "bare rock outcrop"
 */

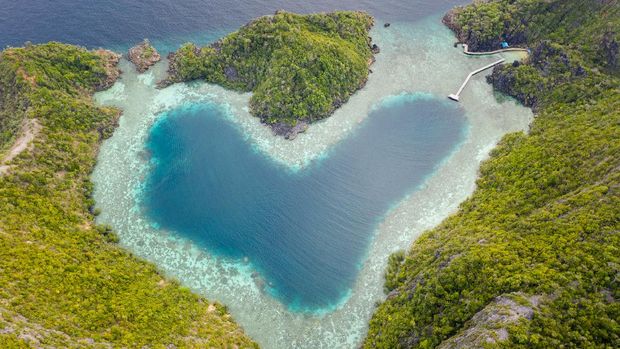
xmin=270 ymin=120 xmax=309 ymax=140
xmin=94 ymin=49 xmax=121 ymax=91
xmin=128 ymin=39 xmax=161 ymax=73
xmin=601 ymin=31 xmax=619 ymax=71
xmin=437 ymin=293 xmax=542 ymax=349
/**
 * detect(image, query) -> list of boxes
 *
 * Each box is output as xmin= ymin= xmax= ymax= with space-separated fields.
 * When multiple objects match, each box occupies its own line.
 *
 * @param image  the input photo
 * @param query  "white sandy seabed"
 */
xmin=92 ymin=15 xmax=533 ymax=349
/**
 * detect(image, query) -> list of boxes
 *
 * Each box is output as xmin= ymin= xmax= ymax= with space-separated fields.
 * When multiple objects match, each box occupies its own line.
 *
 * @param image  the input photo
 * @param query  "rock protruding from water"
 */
xmin=442 ymin=7 xmax=527 ymax=52
xmin=157 ymin=50 xmax=185 ymax=88
xmin=128 ymin=39 xmax=161 ymax=73
xmin=157 ymin=11 xmax=376 ymax=139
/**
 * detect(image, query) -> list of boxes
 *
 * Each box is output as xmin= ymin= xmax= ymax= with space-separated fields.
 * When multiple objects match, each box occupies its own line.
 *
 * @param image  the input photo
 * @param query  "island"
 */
xmin=128 ymin=39 xmax=161 ymax=73
xmin=159 ymin=10 xmax=377 ymax=139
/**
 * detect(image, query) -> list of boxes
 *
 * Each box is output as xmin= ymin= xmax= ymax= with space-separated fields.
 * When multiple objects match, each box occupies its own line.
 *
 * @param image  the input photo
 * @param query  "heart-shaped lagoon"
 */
xmin=142 ymin=94 xmax=467 ymax=311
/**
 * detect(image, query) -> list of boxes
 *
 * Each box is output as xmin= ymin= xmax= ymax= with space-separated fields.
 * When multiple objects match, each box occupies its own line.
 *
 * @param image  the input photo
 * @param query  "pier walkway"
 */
xmin=460 ymin=43 xmax=529 ymax=56
xmin=448 ymin=59 xmax=505 ymax=102
xmin=448 ymin=44 xmax=529 ymax=102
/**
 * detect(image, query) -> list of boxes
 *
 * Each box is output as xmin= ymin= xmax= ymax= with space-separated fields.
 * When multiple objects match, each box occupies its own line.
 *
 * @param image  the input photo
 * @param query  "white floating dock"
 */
xmin=448 ymin=58 xmax=505 ymax=102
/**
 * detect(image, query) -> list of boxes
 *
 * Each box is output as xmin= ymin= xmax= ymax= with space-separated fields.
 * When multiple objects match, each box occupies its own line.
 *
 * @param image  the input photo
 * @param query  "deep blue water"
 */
xmin=1 ymin=0 xmax=469 ymax=52
xmin=143 ymin=95 xmax=467 ymax=310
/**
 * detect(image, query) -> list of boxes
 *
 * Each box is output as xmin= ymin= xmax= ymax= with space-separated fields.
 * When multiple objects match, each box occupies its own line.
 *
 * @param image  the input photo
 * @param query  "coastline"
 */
xmin=92 ymin=15 xmax=533 ymax=349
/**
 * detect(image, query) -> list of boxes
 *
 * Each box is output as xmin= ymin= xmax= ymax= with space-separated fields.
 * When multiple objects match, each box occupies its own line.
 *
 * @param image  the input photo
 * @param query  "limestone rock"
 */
xmin=270 ymin=120 xmax=309 ymax=140
xmin=128 ymin=39 xmax=161 ymax=73
xmin=437 ymin=293 xmax=542 ymax=349
xmin=93 ymin=49 xmax=121 ymax=91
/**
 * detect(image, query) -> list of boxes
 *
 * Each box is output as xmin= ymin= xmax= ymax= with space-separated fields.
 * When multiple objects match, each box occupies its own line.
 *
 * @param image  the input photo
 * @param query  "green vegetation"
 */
xmin=166 ymin=11 xmax=374 ymax=127
xmin=143 ymin=44 xmax=155 ymax=59
xmin=445 ymin=0 xmax=620 ymax=75
xmin=365 ymin=1 xmax=619 ymax=348
xmin=0 ymin=43 xmax=257 ymax=348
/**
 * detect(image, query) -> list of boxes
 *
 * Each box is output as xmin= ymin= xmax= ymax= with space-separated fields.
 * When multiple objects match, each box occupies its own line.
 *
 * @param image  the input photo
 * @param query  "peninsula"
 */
xmin=0 ymin=43 xmax=256 ymax=348
xmin=365 ymin=1 xmax=619 ymax=348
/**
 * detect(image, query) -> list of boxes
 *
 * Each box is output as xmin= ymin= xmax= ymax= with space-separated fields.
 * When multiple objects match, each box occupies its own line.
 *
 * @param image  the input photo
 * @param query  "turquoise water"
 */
xmin=142 ymin=95 xmax=467 ymax=311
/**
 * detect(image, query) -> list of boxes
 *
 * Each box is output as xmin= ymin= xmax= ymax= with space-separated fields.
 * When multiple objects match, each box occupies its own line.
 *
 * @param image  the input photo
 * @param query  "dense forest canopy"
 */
xmin=0 ymin=43 xmax=257 ymax=348
xmin=365 ymin=1 xmax=619 ymax=348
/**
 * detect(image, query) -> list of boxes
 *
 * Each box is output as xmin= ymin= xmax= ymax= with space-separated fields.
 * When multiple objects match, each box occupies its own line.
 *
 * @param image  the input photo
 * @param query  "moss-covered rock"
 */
xmin=436 ymin=293 xmax=542 ymax=348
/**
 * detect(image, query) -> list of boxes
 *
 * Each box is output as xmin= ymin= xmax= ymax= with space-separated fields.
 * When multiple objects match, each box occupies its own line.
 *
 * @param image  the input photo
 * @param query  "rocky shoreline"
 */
xmin=158 ymin=41 xmax=380 ymax=139
xmin=442 ymin=8 xmax=527 ymax=52
xmin=127 ymin=39 xmax=161 ymax=73
xmin=156 ymin=49 xmax=187 ymax=89
xmin=485 ymin=40 xmax=588 ymax=110
xmin=94 ymin=49 xmax=121 ymax=91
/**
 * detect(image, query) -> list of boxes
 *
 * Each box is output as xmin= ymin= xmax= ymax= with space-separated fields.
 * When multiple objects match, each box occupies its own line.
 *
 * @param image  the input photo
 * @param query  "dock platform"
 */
xmin=448 ymin=58 xmax=505 ymax=102
xmin=448 ymin=43 xmax=530 ymax=102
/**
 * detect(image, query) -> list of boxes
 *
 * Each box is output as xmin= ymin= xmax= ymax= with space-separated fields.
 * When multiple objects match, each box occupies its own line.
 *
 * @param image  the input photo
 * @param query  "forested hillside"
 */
xmin=0 ymin=43 xmax=257 ymax=348
xmin=364 ymin=1 xmax=619 ymax=348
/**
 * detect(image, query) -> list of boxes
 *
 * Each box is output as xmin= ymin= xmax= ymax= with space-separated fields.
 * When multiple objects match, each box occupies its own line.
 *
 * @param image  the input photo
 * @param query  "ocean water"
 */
xmin=3 ymin=0 xmax=534 ymax=347
xmin=143 ymin=97 xmax=466 ymax=310
xmin=1 ymin=0 xmax=469 ymax=52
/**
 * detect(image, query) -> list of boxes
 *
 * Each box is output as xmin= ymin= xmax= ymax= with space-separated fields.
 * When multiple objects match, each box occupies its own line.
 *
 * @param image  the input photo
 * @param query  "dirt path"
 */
xmin=0 ymin=119 xmax=41 ymax=175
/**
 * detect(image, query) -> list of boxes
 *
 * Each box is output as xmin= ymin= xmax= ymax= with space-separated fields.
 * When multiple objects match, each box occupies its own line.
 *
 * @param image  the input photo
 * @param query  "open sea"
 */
xmin=4 ymin=0 xmax=535 ymax=347
xmin=1 ymin=0 xmax=469 ymax=53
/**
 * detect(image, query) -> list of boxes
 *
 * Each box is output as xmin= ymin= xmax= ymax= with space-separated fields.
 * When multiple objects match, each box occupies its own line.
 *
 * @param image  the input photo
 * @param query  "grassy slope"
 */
xmin=0 ymin=43 xmax=257 ymax=348
xmin=364 ymin=1 xmax=619 ymax=348
xmin=166 ymin=11 xmax=374 ymax=126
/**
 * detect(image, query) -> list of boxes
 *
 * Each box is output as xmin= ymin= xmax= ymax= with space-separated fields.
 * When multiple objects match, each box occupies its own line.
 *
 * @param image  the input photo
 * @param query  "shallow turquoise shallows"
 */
xmin=142 ymin=94 xmax=467 ymax=311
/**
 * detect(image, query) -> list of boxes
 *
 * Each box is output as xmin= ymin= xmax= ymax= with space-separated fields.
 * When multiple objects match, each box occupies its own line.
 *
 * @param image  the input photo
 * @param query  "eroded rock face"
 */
xmin=93 ymin=49 xmax=121 ymax=91
xmin=270 ymin=120 xmax=309 ymax=140
xmin=436 ymin=293 xmax=542 ymax=349
xmin=128 ymin=39 xmax=161 ymax=73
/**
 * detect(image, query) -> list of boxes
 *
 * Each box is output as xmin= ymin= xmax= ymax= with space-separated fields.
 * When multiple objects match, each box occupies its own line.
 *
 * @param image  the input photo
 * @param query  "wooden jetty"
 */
xmin=448 ymin=43 xmax=530 ymax=102
xmin=460 ymin=43 xmax=529 ymax=56
xmin=448 ymin=59 xmax=505 ymax=102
